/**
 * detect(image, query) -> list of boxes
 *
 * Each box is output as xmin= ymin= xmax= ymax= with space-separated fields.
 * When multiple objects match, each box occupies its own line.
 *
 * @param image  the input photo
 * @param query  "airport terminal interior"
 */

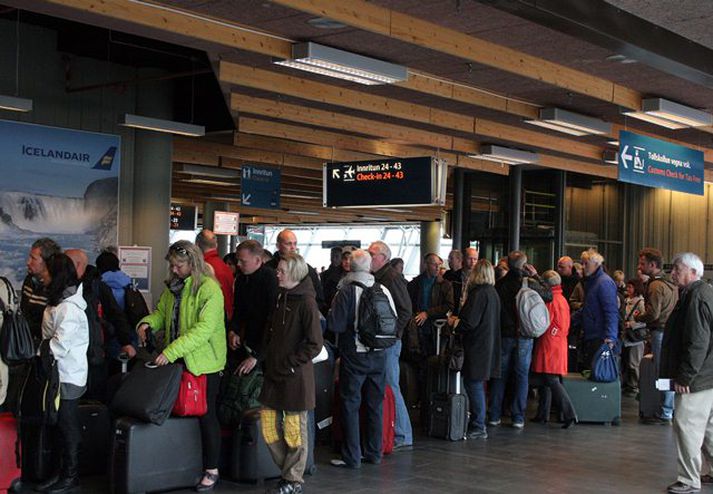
xmin=2 ymin=0 xmax=713 ymax=493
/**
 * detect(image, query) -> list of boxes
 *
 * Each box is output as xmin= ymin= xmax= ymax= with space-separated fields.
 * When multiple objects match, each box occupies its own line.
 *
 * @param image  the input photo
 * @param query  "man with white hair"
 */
xmin=574 ymin=248 xmax=619 ymax=368
xmin=328 ymin=249 xmax=397 ymax=468
xmin=661 ymin=253 xmax=713 ymax=494
xmin=368 ymin=240 xmax=413 ymax=450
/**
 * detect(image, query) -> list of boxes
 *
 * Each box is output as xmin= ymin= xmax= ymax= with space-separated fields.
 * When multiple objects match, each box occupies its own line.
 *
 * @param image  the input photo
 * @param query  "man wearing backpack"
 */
xmin=635 ymin=247 xmax=679 ymax=425
xmin=488 ymin=251 xmax=552 ymax=429
xmin=328 ymin=249 xmax=397 ymax=469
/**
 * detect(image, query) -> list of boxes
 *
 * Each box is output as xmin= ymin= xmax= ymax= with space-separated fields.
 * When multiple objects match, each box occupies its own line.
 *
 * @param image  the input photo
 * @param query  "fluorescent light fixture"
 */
xmin=0 ymin=94 xmax=33 ymax=112
xmin=470 ymin=144 xmax=539 ymax=165
xmin=621 ymin=108 xmax=686 ymax=130
xmin=381 ymin=207 xmax=412 ymax=213
xmin=274 ymin=42 xmax=407 ymax=86
xmin=175 ymin=163 xmax=240 ymax=178
xmin=607 ymin=140 xmax=619 ymax=146
xmin=288 ymin=210 xmax=320 ymax=216
xmin=602 ymin=149 xmax=619 ymax=165
xmin=120 ymin=113 xmax=205 ymax=136
xmin=525 ymin=108 xmax=611 ymax=136
xmin=642 ymin=98 xmax=713 ymax=127
xmin=182 ymin=177 xmax=238 ymax=186
xmin=282 ymin=193 xmax=320 ymax=200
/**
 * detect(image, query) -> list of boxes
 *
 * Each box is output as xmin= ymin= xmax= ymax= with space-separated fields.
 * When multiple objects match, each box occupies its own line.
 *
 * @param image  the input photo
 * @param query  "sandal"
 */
xmin=195 ymin=471 xmax=219 ymax=492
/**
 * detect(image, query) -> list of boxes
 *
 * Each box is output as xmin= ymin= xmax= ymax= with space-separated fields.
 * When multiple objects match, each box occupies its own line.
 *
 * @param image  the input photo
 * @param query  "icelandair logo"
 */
xmin=21 ymin=144 xmax=117 ymax=170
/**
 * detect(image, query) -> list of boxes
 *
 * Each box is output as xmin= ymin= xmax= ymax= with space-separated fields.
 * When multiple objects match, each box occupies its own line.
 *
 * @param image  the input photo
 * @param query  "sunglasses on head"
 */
xmin=168 ymin=244 xmax=188 ymax=257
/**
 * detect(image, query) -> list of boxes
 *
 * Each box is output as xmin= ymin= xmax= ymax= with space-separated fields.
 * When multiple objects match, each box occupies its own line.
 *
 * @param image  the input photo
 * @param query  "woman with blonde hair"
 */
xmin=137 ymin=240 xmax=227 ymax=492
xmin=447 ymin=259 xmax=501 ymax=440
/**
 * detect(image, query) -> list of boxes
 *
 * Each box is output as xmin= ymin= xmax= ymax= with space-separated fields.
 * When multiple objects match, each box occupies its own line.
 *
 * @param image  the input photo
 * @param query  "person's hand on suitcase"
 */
xmin=154 ymin=353 xmax=169 ymax=366
xmin=237 ymin=356 xmax=257 ymax=375
xmin=414 ymin=311 xmax=428 ymax=326
xmin=137 ymin=323 xmax=150 ymax=346
xmin=121 ymin=344 xmax=137 ymax=359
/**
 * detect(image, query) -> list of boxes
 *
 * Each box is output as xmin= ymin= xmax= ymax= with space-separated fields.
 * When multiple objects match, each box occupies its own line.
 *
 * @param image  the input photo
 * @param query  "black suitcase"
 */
xmin=231 ymin=409 xmax=281 ymax=484
xmin=428 ymin=369 xmax=468 ymax=441
xmin=639 ymin=354 xmax=659 ymax=419
xmin=78 ymin=401 xmax=111 ymax=476
xmin=313 ymin=357 xmax=335 ymax=439
xmin=110 ymin=416 xmax=203 ymax=494
xmin=562 ymin=374 xmax=621 ymax=425
xmin=399 ymin=360 xmax=419 ymax=409
xmin=19 ymin=419 xmax=55 ymax=483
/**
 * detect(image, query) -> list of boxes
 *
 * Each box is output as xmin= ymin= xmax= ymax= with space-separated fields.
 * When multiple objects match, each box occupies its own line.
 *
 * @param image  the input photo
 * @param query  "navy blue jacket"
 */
xmin=575 ymin=267 xmax=619 ymax=342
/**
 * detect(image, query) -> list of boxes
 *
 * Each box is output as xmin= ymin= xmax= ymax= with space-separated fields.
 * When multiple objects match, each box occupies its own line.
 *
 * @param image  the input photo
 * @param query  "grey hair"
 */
xmin=542 ymin=270 xmax=562 ymax=286
xmin=32 ymin=237 xmax=62 ymax=262
xmin=279 ymin=253 xmax=309 ymax=283
xmin=508 ymin=251 xmax=527 ymax=270
xmin=349 ymin=249 xmax=372 ymax=273
xmin=672 ymin=252 xmax=704 ymax=279
xmin=369 ymin=241 xmax=392 ymax=262
xmin=581 ymin=248 xmax=604 ymax=265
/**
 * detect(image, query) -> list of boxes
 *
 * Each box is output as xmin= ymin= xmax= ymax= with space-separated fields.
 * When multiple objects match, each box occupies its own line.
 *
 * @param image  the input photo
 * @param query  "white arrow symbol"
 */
xmin=242 ymin=193 xmax=252 ymax=205
xmin=332 ymin=168 xmax=341 ymax=179
xmin=620 ymin=145 xmax=632 ymax=169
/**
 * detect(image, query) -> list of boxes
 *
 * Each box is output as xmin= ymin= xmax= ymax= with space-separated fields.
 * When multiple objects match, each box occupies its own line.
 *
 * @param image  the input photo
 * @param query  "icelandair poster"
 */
xmin=0 ymin=119 xmax=121 ymax=286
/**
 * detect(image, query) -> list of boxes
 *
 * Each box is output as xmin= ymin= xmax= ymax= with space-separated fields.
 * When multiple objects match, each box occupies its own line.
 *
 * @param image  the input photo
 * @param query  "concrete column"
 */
xmin=508 ymin=165 xmax=522 ymax=252
xmin=131 ymin=72 xmax=173 ymax=305
xmin=420 ymin=221 xmax=441 ymax=263
xmin=203 ymin=201 xmax=230 ymax=257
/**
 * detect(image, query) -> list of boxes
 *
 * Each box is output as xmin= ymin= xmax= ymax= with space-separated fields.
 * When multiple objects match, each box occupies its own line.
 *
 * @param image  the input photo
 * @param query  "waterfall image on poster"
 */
xmin=0 ymin=120 xmax=121 ymax=287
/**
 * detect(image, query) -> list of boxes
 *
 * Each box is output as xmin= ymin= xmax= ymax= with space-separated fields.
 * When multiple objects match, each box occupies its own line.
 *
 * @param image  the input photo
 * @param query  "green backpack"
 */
xmin=217 ymin=366 xmax=263 ymax=427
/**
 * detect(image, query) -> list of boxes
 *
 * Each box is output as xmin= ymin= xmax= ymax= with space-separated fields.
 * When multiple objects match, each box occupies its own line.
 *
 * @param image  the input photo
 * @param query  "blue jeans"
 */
xmin=651 ymin=330 xmax=675 ymax=420
xmin=465 ymin=379 xmax=487 ymax=432
xmin=488 ymin=337 xmax=533 ymax=424
xmin=384 ymin=340 xmax=413 ymax=446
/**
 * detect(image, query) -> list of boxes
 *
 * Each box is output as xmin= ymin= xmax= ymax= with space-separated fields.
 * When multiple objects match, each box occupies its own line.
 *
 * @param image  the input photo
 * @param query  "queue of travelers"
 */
xmin=1 ymin=232 xmax=712 ymax=494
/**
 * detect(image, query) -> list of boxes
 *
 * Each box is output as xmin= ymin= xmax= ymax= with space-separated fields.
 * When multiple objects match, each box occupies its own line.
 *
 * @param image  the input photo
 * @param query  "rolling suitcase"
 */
xmin=562 ymin=374 xmax=621 ymax=425
xmin=19 ymin=420 xmax=55 ymax=483
xmin=381 ymin=385 xmax=396 ymax=453
xmin=110 ymin=416 xmax=203 ymax=494
xmin=78 ymin=401 xmax=111 ymax=476
xmin=0 ymin=413 xmax=21 ymax=493
xmin=638 ymin=354 xmax=659 ymax=419
xmin=313 ymin=356 xmax=335 ymax=438
xmin=232 ymin=409 xmax=281 ymax=484
xmin=399 ymin=360 xmax=418 ymax=409
xmin=428 ymin=374 xmax=468 ymax=441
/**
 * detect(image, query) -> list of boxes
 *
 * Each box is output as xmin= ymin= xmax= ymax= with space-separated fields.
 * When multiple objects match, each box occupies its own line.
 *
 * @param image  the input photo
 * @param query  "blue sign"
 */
xmin=618 ymin=130 xmax=704 ymax=195
xmin=241 ymin=165 xmax=280 ymax=209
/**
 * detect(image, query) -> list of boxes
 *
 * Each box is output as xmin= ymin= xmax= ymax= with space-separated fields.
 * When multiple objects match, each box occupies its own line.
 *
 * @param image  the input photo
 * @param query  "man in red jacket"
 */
xmin=196 ymin=229 xmax=234 ymax=321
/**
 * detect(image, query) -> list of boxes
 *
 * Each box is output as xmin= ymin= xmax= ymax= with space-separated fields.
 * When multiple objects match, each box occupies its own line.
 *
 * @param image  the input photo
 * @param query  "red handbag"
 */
xmin=172 ymin=370 xmax=208 ymax=417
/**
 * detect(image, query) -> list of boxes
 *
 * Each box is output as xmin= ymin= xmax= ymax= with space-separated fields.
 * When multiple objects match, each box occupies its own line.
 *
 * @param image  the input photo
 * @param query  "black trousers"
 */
xmin=339 ymin=350 xmax=386 ymax=467
xmin=56 ymin=397 xmax=81 ymax=477
xmin=199 ymin=372 xmax=221 ymax=470
xmin=533 ymin=373 xmax=577 ymax=422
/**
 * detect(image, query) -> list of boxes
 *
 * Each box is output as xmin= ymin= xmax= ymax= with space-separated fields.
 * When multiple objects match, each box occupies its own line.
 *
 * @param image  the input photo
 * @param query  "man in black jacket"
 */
xmin=230 ymin=240 xmax=278 ymax=375
xmin=321 ymin=247 xmax=345 ymax=309
xmin=21 ymin=237 xmax=62 ymax=341
xmin=368 ymin=241 xmax=413 ymax=450
xmin=488 ymin=251 xmax=551 ymax=429
xmin=266 ymin=229 xmax=325 ymax=314
xmin=661 ymin=252 xmax=713 ymax=494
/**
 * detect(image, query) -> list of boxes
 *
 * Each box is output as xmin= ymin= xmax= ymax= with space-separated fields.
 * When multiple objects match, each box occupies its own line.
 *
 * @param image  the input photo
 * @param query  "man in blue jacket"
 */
xmin=574 ymin=249 xmax=619 ymax=367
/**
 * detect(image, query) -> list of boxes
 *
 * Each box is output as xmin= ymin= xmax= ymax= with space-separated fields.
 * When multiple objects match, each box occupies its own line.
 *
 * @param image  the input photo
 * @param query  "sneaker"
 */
xmin=512 ymin=421 xmax=525 ymax=429
xmin=487 ymin=419 xmax=501 ymax=427
xmin=667 ymin=481 xmax=700 ymax=494
xmin=266 ymin=480 xmax=303 ymax=494
xmin=330 ymin=458 xmax=359 ymax=469
xmin=700 ymin=474 xmax=713 ymax=484
xmin=642 ymin=416 xmax=672 ymax=425
xmin=392 ymin=443 xmax=413 ymax=452
xmin=467 ymin=430 xmax=488 ymax=440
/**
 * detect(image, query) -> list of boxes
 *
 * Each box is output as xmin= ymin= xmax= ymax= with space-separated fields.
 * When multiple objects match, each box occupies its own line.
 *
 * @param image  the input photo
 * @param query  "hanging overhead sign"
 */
xmin=241 ymin=165 xmax=281 ymax=209
xmin=323 ymin=156 xmax=447 ymax=208
xmin=618 ymin=130 xmax=704 ymax=196
xmin=170 ymin=203 xmax=197 ymax=230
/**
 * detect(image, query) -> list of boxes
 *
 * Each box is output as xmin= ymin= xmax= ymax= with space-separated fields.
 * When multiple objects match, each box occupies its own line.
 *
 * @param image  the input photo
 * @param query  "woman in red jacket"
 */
xmin=531 ymin=270 xmax=577 ymax=428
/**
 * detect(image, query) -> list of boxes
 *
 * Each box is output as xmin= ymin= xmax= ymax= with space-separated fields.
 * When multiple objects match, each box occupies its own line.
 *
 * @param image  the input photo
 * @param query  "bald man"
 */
xmin=265 ymin=229 xmax=326 ymax=313
xmin=556 ymin=256 xmax=579 ymax=301
xmin=66 ymin=249 xmax=135 ymax=383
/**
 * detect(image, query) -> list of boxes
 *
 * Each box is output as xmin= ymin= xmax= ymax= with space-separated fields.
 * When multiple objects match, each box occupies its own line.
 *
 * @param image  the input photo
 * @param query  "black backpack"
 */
xmin=351 ymin=281 xmax=397 ymax=350
xmin=84 ymin=280 xmax=108 ymax=366
xmin=124 ymin=283 xmax=150 ymax=328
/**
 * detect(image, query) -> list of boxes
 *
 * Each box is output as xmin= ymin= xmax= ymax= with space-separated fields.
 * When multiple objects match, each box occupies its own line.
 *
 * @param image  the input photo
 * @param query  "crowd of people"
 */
xmin=1 ymin=231 xmax=712 ymax=494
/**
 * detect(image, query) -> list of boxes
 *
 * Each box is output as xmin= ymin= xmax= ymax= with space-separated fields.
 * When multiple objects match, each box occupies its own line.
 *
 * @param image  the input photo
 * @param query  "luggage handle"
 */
xmin=433 ymin=319 xmax=460 ymax=395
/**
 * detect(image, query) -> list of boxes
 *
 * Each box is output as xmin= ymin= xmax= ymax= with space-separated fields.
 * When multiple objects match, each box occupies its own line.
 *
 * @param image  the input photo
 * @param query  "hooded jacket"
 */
xmin=140 ymin=275 xmax=227 ymax=376
xmin=259 ymin=277 xmax=323 ymax=411
xmin=575 ymin=266 xmax=619 ymax=342
xmin=101 ymin=269 xmax=132 ymax=310
xmin=42 ymin=284 xmax=89 ymax=387
xmin=635 ymin=274 xmax=679 ymax=330
xmin=496 ymin=268 xmax=552 ymax=339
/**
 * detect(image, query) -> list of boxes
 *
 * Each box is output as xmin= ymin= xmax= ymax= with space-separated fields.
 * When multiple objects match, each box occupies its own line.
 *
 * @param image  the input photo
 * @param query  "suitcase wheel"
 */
xmin=611 ymin=417 xmax=621 ymax=426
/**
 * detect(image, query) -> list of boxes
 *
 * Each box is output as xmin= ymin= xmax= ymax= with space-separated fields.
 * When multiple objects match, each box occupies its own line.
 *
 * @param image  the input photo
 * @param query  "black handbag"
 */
xmin=0 ymin=277 xmax=35 ymax=365
xmin=445 ymin=333 xmax=465 ymax=372
xmin=19 ymin=342 xmax=61 ymax=426
xmin=110 ymin=362 xmax=182 ymax=425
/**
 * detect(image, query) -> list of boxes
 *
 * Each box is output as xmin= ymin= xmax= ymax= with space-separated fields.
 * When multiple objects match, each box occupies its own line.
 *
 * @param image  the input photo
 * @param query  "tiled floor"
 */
xmin=20 ymin=394 xmax=690 ymax=494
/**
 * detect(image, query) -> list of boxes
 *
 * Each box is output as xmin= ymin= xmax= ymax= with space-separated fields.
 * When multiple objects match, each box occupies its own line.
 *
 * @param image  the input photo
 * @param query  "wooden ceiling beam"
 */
xmin=220 ymin=62 xmax=602 ymax=161
xmin=234 ymin=133 xmax=381 ymax=162
xmin=269 ymin=0 xmax=642 ymax=109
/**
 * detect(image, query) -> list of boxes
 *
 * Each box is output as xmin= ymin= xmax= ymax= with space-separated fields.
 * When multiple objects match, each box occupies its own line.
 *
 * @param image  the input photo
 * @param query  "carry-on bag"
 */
xmin=231 ymin=409 xmax=281 ymax=484
xmin=638 ymin=354 xmax=659 ymax=419
xmin=0 ymin=413 xmax=21 ymax=492
xmin=0 ymin=277 xmax=34 ymax=365
xmin=313 ymin=356 xmax=335 ymax=437
xmin=78 ymin=401 xmax=112 ymax=476
xmin=110 ymin=416 xmax=202 ymax=494
xmin=562 ymin=373 xmax=621 ymax=425
xmin=110 ymin=362 xmax=182 ymax=425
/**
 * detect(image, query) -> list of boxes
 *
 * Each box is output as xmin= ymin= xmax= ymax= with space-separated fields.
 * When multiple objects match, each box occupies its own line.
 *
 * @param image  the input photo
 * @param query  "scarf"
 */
xmin=167 ymin=277 xmax=185 ymax=342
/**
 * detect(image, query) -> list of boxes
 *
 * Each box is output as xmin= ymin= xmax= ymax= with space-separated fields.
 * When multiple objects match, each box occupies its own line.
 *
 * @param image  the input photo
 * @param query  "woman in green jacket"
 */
xmin=137 ymin=240 xmax=227 ymax=492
